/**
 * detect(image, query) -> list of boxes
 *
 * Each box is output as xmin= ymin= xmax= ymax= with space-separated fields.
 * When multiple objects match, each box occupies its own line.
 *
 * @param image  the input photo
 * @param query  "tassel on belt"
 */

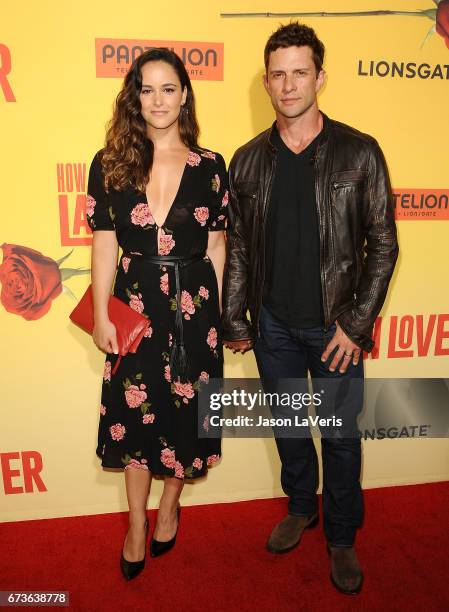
xmin=122 ymin=252 xmax=206 ymax=383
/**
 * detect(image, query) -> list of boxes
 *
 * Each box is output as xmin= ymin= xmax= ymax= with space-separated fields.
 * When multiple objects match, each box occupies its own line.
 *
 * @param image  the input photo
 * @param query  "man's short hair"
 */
xmin=264 ymin=22 xmax=325 ymax=74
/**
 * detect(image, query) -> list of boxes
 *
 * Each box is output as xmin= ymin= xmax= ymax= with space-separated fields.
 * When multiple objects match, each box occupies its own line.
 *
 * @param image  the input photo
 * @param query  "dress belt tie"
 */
xmin=122 ymin=252 xmax=206 ymax=383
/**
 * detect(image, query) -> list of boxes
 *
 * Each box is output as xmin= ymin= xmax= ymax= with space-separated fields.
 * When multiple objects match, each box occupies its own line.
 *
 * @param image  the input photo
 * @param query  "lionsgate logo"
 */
xmin=95 ymin=38 xmax=224 ymax=80
xmin=357 ymin=59 xmax=449 ymax=79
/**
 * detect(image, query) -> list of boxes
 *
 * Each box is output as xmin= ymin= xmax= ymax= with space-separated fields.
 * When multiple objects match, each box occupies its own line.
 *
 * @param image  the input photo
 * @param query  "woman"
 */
xmin=87 ymin=48 xmax=228 ymax=580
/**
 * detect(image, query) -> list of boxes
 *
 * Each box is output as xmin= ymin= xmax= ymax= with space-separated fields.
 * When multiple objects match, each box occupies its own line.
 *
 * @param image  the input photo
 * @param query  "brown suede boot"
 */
xmin=266 ymin=513 xmax=318 ymax=553
xmin=328 ymin=545 xmax=363 ymax=595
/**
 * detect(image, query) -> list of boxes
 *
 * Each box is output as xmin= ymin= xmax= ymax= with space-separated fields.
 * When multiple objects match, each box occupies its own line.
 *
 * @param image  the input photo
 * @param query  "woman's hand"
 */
xmin=93 ymin=318 xmax=119 ymax=355
xmin=90 ymin=230 xmax=119 ymax=354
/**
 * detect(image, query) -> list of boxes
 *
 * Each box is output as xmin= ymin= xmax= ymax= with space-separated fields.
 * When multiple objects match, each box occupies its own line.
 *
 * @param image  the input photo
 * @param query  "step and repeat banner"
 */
xmin=1 ymin=0 xmax=448 ymax=521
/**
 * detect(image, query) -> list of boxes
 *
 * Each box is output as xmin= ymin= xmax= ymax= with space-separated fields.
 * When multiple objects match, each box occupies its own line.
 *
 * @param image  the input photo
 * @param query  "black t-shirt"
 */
xmin=263 ymin=123 xmax=323 ymax=328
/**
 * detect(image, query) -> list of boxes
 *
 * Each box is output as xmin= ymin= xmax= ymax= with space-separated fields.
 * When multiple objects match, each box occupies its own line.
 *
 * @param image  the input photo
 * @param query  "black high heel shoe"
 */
xmin=120 ymin=518 xmax=149 ymax=580
xmin=150 ymin=505 xmax=181 ymax=558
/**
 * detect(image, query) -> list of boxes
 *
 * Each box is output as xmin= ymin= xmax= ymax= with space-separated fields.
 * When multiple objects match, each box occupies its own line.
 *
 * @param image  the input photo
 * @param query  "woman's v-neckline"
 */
xmin=145 ymin=150 xmax=191 ymax=229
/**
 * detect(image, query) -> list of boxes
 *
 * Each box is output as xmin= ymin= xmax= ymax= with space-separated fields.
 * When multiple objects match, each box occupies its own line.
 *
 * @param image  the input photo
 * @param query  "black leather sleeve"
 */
xmin=337 ymin=140 xmax=399 ymax=351
xmin=221 ymin=155 xmax=254 ymax=342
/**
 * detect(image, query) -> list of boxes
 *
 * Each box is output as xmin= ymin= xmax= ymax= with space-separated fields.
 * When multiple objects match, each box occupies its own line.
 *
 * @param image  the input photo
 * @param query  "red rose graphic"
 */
xmin=0 ymin=243 xmax=62 ymax=320
xmin=437 ymin=0 xmax=449 ymax=48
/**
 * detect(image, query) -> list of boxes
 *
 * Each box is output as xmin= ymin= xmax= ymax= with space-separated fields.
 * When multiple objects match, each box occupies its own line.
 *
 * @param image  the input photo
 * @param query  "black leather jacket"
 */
xmin=222 ymin=113 xmax=399 ymax=352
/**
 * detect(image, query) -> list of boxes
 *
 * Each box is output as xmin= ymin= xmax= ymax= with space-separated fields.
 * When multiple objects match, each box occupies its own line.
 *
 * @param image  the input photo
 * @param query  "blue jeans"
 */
xmin=253 ymin=305 xmax=364 ymax=547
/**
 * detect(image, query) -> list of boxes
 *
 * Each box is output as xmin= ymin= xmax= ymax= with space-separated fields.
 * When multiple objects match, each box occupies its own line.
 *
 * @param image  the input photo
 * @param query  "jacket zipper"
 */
xmin=314 ymin=145 xmax=331 ymax=330
xmin=257 ymin=148 xmax=277 ymax=338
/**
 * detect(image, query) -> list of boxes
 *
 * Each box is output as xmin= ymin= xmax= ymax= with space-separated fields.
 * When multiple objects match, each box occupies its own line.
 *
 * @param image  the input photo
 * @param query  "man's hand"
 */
xmin=223 ymin=339 xmax=253 ymax=354
xmin=321 ymin=322 xmax=361 ymax=373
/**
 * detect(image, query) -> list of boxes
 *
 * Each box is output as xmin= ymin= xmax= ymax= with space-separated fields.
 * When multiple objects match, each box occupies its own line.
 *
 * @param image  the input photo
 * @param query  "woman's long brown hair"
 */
xmin=101 ymin=48 xmax=200 ymax=193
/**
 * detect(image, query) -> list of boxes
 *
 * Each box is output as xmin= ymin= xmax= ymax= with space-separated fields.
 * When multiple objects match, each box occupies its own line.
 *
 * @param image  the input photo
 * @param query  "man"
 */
xmin=222 ymin=22 xmax=398 ymax=595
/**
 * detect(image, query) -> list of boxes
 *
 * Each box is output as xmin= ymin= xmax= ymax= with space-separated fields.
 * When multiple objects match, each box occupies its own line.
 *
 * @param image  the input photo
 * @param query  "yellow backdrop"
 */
xmin=1 ymin=0 xmax=448 ymax=521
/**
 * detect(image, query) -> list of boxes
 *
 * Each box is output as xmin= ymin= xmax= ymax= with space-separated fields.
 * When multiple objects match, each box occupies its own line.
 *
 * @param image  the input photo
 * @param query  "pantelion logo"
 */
xmin=393 ymin=189 xmax=449 ymax=219
xmin=96 ymin=39 xmax=223 ymax=80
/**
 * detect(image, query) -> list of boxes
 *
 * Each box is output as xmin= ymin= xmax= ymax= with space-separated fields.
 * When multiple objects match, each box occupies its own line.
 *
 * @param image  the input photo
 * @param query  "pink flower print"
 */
xmin=217 ymin=215 xmax=225 ymax=222
xmin=199 ymin=371 xmax=209 ymax=383
xmin=194 ymin=207 xmax=209 ymax=227
xmin=161 ymin=447 xmax=176 ymax=469
xmin=164 ymin=365 xmax=171 ymax=382
xmin=86 ymin=194 xmax=96 ymax=217
xmin=174 ymin=460 xmax=184 ymax=478
xmin=143 ymin=413 xmax=155 ymax=424
xmin=173 ymin=381 xmax=195 ymax=399
xmin=211 ymin=173 xmax=220 ymax=193
xmin=201 ymin=150 xmax=216 ymax=160
xmin=199 ymin=286 xmax=209 ymax=300
xmin=193 ymin=457 xmax=203 ymax=470
xmin=207 ymin=327 xmax=218 ymax=349
xmin=122 ymin=256 xmax=131 ymax=273
xmin=184 ymin=314 xmax=190 ymax=320
xmin=203 ymin=415 xmax=210 ymax=432
xmin=125 ymin=458 xmax=149 ymax=471
xmin=100 ymin=404 xmax=106 ymax=415
xmin=181 ymin=290 xmax=195 ymax=315
xmin=103 ymin=361 xmax=111 ymax=382
xmin=168 ymin=332 xmax=173 ymax=347
xmin=207 ymin=454 xmax=220 ymax=466
xmin=129 ymin=292 xmax=144 ymax=313
xmin=187 ymin=151 xmax=201 ymax=166
xmin=144 ymin=326 xmax=153 ymax=338
xmin=131 ymin=203 xmax=155 ymax=227
xmin=221 ymin=190 xmax=229 ymax=207
xmin=160 ymin=272 xmax=169 ymax=295
xmin=158 ymin=229 xmax=175 ymax=255
xmin=110 ymin=423 xmax=126 ymax=441
xmin=125 ymin=384 xmax=147 ymax=408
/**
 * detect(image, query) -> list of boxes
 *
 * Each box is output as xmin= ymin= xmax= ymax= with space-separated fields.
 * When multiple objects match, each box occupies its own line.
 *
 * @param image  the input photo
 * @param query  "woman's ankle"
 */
xmin=128 ymin=512 xmax=147 ymax=528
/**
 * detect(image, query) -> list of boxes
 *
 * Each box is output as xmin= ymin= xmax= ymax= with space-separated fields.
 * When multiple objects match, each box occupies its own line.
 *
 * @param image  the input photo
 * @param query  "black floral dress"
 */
xmin=86 ymin=148 xmax=228 ymax=479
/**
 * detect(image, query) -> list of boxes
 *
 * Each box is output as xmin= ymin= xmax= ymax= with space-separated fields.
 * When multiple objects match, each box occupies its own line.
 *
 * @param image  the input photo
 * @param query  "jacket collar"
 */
xmin=265 ymin=111 xmax=332 ymax=152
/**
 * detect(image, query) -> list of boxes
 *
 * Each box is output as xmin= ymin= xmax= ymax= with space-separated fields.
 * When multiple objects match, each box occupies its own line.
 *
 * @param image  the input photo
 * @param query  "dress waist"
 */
xmin=122 ymin=252 xmax=206 ymax=267
xmin=121 ymin=252 xmax=207 ymax=383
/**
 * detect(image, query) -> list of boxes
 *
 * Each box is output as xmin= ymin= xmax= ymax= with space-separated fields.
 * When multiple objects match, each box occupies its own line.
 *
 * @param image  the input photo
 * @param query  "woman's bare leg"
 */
xmin=122 ymin=468 xmax=152 ymax=561
xmin=153 ymin=477 xmax=184 ymax=541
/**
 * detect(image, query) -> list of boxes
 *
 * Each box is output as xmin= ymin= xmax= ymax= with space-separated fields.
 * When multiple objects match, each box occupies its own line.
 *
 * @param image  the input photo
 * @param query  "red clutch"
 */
xmin=69 ymin=284 xmax=150 ymax=375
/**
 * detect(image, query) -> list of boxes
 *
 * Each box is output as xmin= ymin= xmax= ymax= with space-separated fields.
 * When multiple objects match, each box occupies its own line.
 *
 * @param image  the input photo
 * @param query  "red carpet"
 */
xmin=1 ymin=482 xmax=449 ymax=611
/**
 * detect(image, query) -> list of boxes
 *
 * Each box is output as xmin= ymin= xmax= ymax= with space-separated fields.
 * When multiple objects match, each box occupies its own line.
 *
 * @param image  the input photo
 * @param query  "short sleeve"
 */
xmin=86 ymin=152 xmax=115 ymax=231
xmin=207 ymin=152 xmax=229 ymax=231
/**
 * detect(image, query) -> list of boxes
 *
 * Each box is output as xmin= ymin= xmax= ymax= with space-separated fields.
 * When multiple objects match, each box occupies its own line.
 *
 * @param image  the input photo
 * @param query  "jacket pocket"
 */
xmin=236 ymin=180 xmax=258 ymax=198
xmin=330 ymin=169 xmax=368 ymax=190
